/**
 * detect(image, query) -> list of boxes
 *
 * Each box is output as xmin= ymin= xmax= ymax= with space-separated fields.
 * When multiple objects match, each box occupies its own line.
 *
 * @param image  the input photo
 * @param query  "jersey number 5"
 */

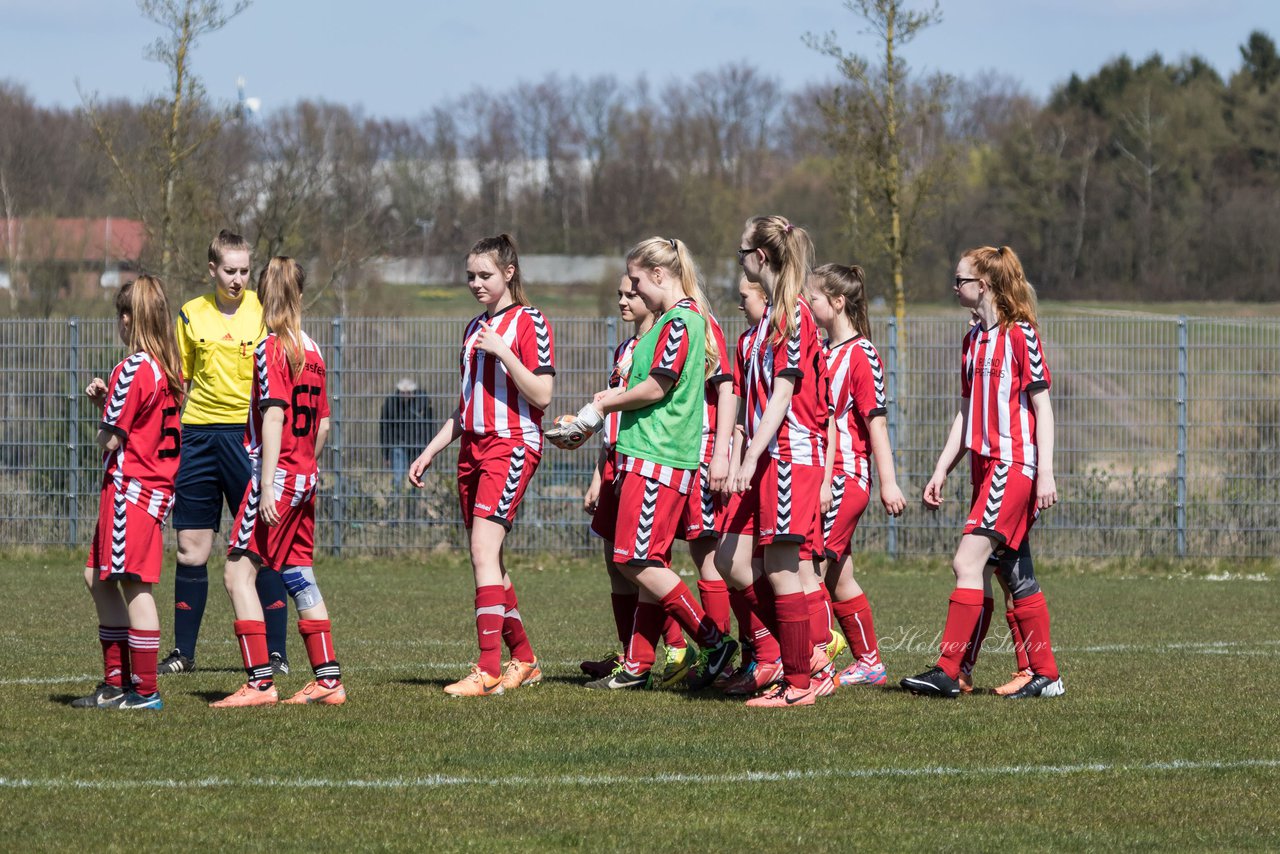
xmin=158 ymin=406 xmax=181 ymax=459
xmin=291 ymin=385 xmax=322 ymax=437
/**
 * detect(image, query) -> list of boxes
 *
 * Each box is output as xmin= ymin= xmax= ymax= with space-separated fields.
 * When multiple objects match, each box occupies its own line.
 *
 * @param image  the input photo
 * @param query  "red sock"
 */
xmin=750 ymin=576 xmax=779 ymax=634
xmin=98 ymin=625 xmax=129 ymax=689
xmin=474 ymin=585 xmax=506 ymax=676
xmin=659 ymin=581 xmax=722 ymax=648
xmin=832 ymin=594 xmax=880 ymax=667
xmin=1013 ymin=592 xmax=1059 ymax=679
xmin=663 ymin=616 xmax=686 ymax=649
xmin=960 ymin=596 xmax=995 ymax=677
xmin=807 ymin=589 xmax=833 ymax=650
xmin=233 ymin=619 xmax=271 ymax=687
xmin=936 ymin=588 xmax=985 ymax=679
xmin=298 ymin=618 xmax=342 ymax=687
xmin=775 ymin=591 xmax=811 ymax=689
xmin=626 ymin=601 xmax=662 ymax=673
xmin=610 ymin=592 xmax=638 ymax=649
xmin=1007 ymin=608 xmax=1030 ymax=670
xmin=697 ymin=579 xmax=731 ymax=636
xmin=740 ymin=583 xmax=782 ymax=662
xmin=127 ymin=628 xmax=159 ymax=695
xmin=502 ymin=584 xmax=535 ymax=662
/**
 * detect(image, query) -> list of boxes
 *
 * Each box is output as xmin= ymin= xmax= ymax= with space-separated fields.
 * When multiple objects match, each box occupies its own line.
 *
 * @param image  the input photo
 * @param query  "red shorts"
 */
xmin=721 ymin=464 xmax=761 ymax=538
xmin=228 ymin=470 xmax=317 ymax=571
xmin=611 ymin=470 xmax=687 ymax=568
xmin=86 ymin=485 xmax=165 ymax=584
xmin=964 ymin=456 xmax=1039 ymax=551
xmin=822 ymin=461 xmax=871 ymax=562
xmin=756 ymin=458 xmax=825 ymax=559
xmin=589 ymin=452 xmax=621 ymax=542
xmin=458 ymin=434 xmax=541 ymax=530
xmin=677 ymin=462 xmax=723 ymax=541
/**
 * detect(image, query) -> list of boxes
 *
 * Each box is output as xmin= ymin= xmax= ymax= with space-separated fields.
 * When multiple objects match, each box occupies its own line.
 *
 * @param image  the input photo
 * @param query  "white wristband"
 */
xmin=574 ymin=403 xmax=604 ymax=433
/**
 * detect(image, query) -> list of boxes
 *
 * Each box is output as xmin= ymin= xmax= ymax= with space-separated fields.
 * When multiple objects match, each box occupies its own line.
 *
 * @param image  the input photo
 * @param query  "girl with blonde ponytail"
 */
xmin=573 ymin=236 xmax=738 ymax=691
xmin=74 ymin=275 xmax=185 ymax=710
xmin=728 ymin=214 xmax=834 ymax=707
xmin=212 ymin=256 xmax=350 ymax=708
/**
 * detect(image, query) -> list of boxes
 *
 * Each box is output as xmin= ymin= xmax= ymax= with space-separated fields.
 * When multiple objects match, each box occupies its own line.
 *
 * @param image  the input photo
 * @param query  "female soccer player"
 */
xmin=578 ymin=275 xmax=655 ymax=679
xmin=409 ymin=234 xmax=555 ymax=697
xmin=210 ymin=257 xmax=346 ymax=708
xmin=716 ymin=275 xmax=786 ymax=697
xmin=161 ymin=229 xmax=289 ymax=676
xmin=806 ymin=263 xmax=906 ymax=688
xmin=900 ymin=245 xmax=1063 ymax=700
xmin=730 ymin=215 xmax=832 ymax=708
xmin=580 ymin=237 xmax=736 ymax=690
xmin=73 ymin=276 xmax=184 ymax=710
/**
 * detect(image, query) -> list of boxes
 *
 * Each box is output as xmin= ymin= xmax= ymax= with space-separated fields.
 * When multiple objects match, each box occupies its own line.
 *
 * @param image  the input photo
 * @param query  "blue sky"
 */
xmin=2 ymin=0 xmax=1275 ymax=116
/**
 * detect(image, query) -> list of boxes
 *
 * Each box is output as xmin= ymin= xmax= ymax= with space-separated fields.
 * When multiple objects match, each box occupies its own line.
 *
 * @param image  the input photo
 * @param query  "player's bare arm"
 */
xmin=409 ymin=408 xmax=461 ymax=488
xmin=258 ymin=406 xmax=286 ymax=527
xmin=476 ymin=321 xmax=554 ymax=410
xmin=868 ymin=415 xmax=906 ymax=516
xmin=708 ymin=380 xmax=736 ymax=493
xmin=923 ymin=410 xmax=966 ymax=509
xmin=732 ymin=375 xmax=794 ymax=494
xmin=1030 ymin=388 xmax=1058 ymax=510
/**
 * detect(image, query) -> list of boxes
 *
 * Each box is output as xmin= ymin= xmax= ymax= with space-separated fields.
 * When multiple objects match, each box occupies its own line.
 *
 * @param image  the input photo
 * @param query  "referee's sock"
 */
xmin=172 ymin=561 xmax=208 ymax=659
xmin=257 ymin=568 xmax=290 ymax=662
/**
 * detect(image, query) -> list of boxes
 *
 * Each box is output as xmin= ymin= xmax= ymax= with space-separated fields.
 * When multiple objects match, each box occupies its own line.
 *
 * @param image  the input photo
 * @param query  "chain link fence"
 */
xmin=3 ymin=314 xmax=1276 ymax=558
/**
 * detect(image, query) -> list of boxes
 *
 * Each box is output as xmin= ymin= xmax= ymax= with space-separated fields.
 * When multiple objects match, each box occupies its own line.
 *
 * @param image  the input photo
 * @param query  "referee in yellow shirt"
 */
xmin=157 ymin=230 xmax=290 ymax=674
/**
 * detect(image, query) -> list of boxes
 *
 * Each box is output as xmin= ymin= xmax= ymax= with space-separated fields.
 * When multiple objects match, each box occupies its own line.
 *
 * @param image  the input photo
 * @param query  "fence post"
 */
xmin=67 ymin=318 xmax=80 ymax=547
xmin=1176 ymin=316 xmax=1188 ymax=558
xmin=330 ymin=317 xmax=345 ymax=555
xmin=885 ymin=316 xmax=899 ymax=559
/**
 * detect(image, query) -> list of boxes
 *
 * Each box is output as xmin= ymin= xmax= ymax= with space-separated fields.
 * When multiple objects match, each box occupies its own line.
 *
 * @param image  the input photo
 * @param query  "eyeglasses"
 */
xmin=954 ymin=276 xmax=981 ymax=288
xmin=737 ymin=247 xmax=755 ymax=262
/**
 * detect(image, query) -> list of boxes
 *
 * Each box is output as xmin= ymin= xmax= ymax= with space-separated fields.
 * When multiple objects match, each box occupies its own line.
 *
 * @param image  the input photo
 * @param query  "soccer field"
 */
xmin=2 ymin=551 xmax=1278 ymax=851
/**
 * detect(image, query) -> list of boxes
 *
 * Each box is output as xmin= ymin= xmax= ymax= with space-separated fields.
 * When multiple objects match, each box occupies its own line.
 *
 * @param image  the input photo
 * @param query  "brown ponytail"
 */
xmin=116 ymin=275 xmax=184 ymax=401
xmin=468 ymin=233 xmax=528 ymax=306
xmin=257 ymin=257 xmax=307 ymax=377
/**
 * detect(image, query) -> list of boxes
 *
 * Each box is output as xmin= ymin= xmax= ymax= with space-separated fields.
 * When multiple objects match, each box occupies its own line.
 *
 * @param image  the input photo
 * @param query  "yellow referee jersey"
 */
xmin=176 ymin=291 xmax=266 ymax=425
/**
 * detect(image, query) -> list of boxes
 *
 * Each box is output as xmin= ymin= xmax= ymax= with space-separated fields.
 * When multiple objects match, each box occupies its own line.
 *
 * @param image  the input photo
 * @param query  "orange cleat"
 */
xmin=499 ymin=658 xmax=543 ymax=691
xmin=282 ymin=681 xmax=347 ymax=705
xmin=444 ymin=666 xmax=504 ymax=697
xmin=209 ymin=683 xmax=279 ymax=708
xmin=958 ymin=671 xmax=974 ymax=694
xmin=745 ymin=681 xmax=818 ymax=708
xmin=723 ymin=659 xmax=784 ymax=696
xmin=994 ymin=668 xmax=1035 ymax=696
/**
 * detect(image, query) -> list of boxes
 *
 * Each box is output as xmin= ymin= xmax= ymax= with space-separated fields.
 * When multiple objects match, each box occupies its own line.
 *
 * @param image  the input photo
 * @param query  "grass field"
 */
xmin=2 ymin=550 xmax=1278 ymax=851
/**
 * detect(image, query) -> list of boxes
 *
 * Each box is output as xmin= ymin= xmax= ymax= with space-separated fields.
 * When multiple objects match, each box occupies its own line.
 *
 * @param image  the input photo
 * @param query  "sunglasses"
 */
xmin=737 ymin=247 xmax=756 ymax=262
xmin=954 ymin=276 xmax=981 ymax=288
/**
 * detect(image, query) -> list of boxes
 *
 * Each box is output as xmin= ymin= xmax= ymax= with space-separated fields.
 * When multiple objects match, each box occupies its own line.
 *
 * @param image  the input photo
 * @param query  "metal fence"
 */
xmin=3 ymin=314 xmax=1278 ymax=558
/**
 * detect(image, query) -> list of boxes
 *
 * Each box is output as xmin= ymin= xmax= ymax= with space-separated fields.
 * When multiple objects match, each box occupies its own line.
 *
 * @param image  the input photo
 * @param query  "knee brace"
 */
xmin=281 ymin=566 xmax=324 ymax=611
xmin=993 ymin=541 xmax=1040 ymax=600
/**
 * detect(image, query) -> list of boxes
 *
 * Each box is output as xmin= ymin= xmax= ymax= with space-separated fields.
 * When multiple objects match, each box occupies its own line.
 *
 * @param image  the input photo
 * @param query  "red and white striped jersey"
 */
xmin=740 ymin=298 xmax=830 ymax=467
xmin=99 ymin=352 xmax=182 ymax=520
xmin=617 ymin=300 xmax=697 ymax=494
xmin=701 ymin=311 xmax=732 ymax=464
xmin=826 ymin=335 xmax=887 ymax=475
xmin=961 ymin=320 xmax=1050 ymax=467
xmin=245 ymin=331 xmax=330 ymax=479
xmin=603 ymin=335 xmax=638 ymax=448
xmin=459 ymin=304 xmax=556 ymax=453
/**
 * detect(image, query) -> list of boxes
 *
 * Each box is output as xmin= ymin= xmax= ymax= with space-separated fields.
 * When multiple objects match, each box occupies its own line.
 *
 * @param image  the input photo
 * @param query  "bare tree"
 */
xmin=83 ymin=0 xmax=250 ymax=282
xmin=806 ymin=0 xmax=952 ymax=337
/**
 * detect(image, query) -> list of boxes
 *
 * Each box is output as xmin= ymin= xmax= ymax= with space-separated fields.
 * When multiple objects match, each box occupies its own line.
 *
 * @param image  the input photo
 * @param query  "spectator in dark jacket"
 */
xmin=381 ymin=378 xmax=434 ymax=490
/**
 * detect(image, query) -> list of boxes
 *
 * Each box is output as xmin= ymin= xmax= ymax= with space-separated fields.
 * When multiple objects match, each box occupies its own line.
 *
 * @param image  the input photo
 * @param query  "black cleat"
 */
xmin=686 ymin=637 xmax=739 ymax=691
xmin=1005 ymin=673 xmax=1065 ymax=699
xmin=584 ymin=664 xmax=650 ymax=691
xmin=70 ymin=682 xmax=126 ymax=709
xmin=157 ymin=649 xmax=195 ymax=675
xmin=269 ymin=652 xmax=290 ymax=676
xmin=900 ymin=666 xmax=961 ymax=698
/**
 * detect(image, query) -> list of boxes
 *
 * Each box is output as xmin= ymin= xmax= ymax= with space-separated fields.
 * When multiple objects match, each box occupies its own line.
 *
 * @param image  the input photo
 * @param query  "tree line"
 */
xmin=0 ymin=3 xmax=1276 ymax=315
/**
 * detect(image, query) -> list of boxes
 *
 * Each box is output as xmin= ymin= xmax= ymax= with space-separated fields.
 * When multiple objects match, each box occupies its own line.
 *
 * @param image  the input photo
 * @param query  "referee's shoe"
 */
xmin=157 ymin=649 xmax=195 ymax=675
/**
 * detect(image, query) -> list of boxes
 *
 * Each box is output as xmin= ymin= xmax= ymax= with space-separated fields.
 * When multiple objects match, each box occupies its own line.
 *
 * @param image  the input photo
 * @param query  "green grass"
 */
xmin=2 ymin=551 xmax=1278 ymax=851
